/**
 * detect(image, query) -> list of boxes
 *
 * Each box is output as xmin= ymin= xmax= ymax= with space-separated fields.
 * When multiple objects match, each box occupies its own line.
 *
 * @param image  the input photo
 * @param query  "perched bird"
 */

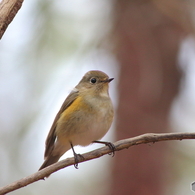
xmin=39 ymin=70 xmax=114 ymax=171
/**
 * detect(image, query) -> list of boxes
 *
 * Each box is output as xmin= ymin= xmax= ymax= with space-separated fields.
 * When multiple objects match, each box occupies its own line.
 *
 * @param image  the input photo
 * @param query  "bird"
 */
xmin=39 ymin=70 xmax=114 ymax=172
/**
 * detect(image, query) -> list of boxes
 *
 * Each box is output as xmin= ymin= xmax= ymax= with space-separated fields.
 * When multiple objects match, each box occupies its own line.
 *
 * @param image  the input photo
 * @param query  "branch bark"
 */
xmin=0 ymin=132 xmax=195 ymax=194
xmin=0 ymin=0 xmax=24 ymax=39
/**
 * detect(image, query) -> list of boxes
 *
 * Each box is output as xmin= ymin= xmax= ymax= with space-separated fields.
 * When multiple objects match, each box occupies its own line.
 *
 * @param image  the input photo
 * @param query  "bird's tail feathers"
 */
xmin=39 ymin=154 xmax=61 ymax=171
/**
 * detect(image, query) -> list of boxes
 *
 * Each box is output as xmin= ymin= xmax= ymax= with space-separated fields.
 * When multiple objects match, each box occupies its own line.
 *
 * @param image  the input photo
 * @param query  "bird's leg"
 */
xmin=93 ymin=140 xmax=116 ymax=157
xmin=70 ymin=142 xmax=84 ymax=169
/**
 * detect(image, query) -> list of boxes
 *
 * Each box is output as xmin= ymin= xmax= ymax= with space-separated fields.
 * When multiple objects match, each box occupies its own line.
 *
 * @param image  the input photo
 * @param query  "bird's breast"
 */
xmin=56 ymin=95 xmax=114 ymax=146
xmin=76 ymin=96 xmax=114 ymax=145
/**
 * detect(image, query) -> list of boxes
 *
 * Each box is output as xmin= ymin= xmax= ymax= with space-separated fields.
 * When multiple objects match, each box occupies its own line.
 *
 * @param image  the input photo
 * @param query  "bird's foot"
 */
xmin=93 ymin=140 xmax=116 ymax=157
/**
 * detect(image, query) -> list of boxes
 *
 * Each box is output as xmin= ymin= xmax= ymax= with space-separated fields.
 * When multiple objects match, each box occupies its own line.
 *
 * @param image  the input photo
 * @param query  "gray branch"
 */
xmin=1 ymin=132 xmax=195 ymax=194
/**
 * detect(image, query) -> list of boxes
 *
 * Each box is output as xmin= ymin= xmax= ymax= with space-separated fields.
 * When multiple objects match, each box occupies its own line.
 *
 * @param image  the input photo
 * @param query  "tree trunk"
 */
xmin=109 ymin=1 xmax=191 ymax=194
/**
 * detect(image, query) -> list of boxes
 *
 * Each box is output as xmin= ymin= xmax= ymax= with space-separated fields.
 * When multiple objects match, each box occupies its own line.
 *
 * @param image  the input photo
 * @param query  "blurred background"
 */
xmin=1 ymin=0 xmax=195 ymax=194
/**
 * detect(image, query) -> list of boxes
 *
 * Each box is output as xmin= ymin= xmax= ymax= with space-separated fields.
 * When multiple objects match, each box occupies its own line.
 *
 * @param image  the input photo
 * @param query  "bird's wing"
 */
xmin=44 ymin=89 xmax=79 ymax=159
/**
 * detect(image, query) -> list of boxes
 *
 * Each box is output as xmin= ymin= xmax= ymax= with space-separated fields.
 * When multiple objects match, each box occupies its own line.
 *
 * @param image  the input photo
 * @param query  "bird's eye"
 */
xmin=90 ymin=77 xmax=97 ymax=84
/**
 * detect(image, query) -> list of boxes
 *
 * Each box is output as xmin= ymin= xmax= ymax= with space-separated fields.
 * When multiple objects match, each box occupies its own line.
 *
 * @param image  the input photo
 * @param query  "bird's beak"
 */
xmin=108 ymin=78 xmax=114 ymax=82
xmin=103 ymin=78 xmax=114 ymax=83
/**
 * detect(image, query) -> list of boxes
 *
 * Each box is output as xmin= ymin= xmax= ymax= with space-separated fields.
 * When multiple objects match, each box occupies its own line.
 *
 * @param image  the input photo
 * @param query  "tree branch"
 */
xmin=1 ymin=132 xmax=195 ymax=194
xmin=0 ymin=0 xmax=24 ymax=39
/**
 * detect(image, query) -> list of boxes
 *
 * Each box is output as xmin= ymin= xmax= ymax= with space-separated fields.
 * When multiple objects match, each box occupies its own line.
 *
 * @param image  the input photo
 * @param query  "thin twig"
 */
xmin=0 ymin=132 xmax=195 ymax=194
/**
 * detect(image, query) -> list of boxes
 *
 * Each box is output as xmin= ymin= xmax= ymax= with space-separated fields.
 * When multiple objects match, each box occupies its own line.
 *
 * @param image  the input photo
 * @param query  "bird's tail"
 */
xmin=39 ymin=142 xmax=70 ymax=177
xmin=39 ymin=154 xmax=61 ymax=171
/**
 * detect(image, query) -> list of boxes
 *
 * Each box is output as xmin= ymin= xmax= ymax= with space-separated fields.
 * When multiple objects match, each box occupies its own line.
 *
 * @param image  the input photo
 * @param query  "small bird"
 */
xmin=39 ymin=70 xmax=114 ymax=171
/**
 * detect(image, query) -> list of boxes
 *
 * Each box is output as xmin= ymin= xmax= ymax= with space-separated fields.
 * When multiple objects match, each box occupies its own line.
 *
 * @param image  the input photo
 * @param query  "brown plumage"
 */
xmin=39 ymin=70 xmax=114 ymax=173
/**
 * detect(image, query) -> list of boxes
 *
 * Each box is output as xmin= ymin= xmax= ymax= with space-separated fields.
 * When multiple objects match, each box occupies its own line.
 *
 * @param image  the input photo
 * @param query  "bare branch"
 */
xmin=0 ymin=0 xmax=24 ymax=39
xmin=0 ymin=132 xmax=195 ymax=194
